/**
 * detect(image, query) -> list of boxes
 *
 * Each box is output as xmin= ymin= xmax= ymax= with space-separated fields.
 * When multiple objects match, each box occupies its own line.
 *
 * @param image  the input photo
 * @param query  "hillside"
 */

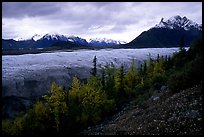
xmin=123 ymin=28 xmax=202 ymax=48
xmin=81 ymin=84 xmax=202 ymax=135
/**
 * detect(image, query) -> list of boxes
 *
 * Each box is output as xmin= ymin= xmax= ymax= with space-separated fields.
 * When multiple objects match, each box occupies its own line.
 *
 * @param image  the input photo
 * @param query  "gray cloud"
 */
xmin=2 ymin=2 xmax=62 ymax=18
xmin=110 ymin=24 xmax=127 ymax=33
xmin=2 ymin=2 xmax=202 ymax=42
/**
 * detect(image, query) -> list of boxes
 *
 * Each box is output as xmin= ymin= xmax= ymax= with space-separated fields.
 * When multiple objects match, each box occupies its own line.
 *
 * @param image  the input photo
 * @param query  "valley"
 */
xmin=2 ymin=6 xmax=202 ymax=134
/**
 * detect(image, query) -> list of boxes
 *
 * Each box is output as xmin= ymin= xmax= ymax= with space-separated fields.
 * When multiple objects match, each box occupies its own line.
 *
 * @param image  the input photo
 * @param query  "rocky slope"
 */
xmin=81 ymin=84 xmax=202 ymax=135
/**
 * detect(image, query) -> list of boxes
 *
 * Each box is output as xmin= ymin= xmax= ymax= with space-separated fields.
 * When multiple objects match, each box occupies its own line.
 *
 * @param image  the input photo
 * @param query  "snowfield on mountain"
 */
xmin=154 ymin=15 xmax=202 ymax=31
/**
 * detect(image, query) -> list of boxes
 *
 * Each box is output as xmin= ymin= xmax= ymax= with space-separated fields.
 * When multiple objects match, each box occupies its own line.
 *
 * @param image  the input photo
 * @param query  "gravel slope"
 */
xmin=81 ymin=84 xmax=202 ymax=135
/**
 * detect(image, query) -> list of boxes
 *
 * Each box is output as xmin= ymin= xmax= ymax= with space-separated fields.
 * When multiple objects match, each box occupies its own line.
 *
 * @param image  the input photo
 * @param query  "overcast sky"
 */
xmin=2 ymin=2 xmax=202 ymax=42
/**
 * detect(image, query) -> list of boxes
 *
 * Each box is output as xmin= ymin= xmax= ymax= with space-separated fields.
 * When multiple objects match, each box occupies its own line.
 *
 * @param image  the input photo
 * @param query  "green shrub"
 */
xmin=151 ymin=73 xmax=167 ymax=90
xmin=2 ymin=119 xmax=13 ymax=135
xmin=2 ymin=116 xmax=25 ymax=135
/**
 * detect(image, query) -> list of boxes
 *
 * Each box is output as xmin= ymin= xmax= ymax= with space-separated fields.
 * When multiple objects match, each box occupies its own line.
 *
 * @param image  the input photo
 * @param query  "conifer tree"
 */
xmin=114 ymin=64 xmax=125 ymax=97
xmin=143 ymin=60 xmax=147 ymax=75
xmin=124 ymin=59 xmax=138 ymax=98
xmin=157 ymin=54 xmax=160 ymax=62
xmin=104 ymin=62 xmax=116 ymax=98
xmin=101 ymin=68 xmax=105 ymax=90
xmin=70 ymin=76 xmax=80 ymax=95
xmin=179 ymin=36 xmax=186 ymax=52
xmin=91 ymin=56 xmax=97 ymax=77
xmin=139 ymin=64 xmax=143 ymax=76
xmin=43 ymin=82 xmax=68 ymax=132
xmin=119 ymin=64 xmax=125 ymax=93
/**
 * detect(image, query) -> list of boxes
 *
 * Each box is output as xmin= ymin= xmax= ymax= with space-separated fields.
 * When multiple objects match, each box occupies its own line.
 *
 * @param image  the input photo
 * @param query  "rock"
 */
xmin=2 ymin=96 xmax=31 ymax=118
xmin=167 ymin=116 xmax=175 ymax=122
xmin=186 ymin=110 xmax=200 ymax=118
xmin=116 ymin=130 xmax=128 ymax=135
xmin=179 ymin=110 xmax=200 ymax=118
xmin=160 ymin=86 xmax=168 ymax=92
xmin=153 ymin=96 xmax=160 ymax=101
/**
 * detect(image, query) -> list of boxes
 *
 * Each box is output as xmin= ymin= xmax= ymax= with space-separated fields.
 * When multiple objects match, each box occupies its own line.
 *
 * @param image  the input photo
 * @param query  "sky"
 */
xmin=2 ymin=2 xmax=202 ymax=42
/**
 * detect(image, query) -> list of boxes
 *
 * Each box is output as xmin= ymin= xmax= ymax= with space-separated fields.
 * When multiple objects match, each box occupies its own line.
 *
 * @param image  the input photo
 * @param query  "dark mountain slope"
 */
xmin=123 ymin=27 xmax=202 ymax=48
xmin=2 ymin=39 xmax=35 ymax=49
xmin=122 ymin=15 xmax=202 ymax=48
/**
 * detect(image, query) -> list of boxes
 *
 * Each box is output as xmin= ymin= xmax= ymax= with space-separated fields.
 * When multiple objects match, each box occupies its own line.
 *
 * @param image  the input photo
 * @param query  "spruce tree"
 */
xmin=91 ymin=56 xmax=97 ymax=77
xmin=101 ymin=68 xmax=105 ymax=90
xmin=179 ymin=36 xmax=186 ymax=52
xmin=119 ymin=64 xmax=125 ymax=93
xmin=143 ymin=60 xmax=147 ymax=75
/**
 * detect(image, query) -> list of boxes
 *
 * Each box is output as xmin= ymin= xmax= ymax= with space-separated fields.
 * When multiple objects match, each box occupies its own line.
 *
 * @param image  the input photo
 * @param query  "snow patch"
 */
xmin=154 ymin=15 xmax=202 ymax=31
xmin=32 ymin=34 xmax=43 ymax=41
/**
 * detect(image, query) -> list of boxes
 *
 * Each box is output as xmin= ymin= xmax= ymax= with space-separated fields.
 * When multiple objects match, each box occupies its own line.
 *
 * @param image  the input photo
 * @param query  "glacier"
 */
xmin=2 ymin=48 xmax=181 ymax=74
xmin=2 ymin=48 xmax=184 ymax=94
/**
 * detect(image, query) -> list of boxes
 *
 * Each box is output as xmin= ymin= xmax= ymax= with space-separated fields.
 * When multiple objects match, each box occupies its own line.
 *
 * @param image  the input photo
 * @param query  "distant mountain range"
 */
xmin=2 ymin=15 xmax=202 ymax=50
xmin=2 ymin=32 xmax=126 ymax=50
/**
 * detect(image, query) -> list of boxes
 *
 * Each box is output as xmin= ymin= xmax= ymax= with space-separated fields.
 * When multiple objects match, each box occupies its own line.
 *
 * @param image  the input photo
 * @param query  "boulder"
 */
xmin=160 ymin=85 xmax=168 ymax=92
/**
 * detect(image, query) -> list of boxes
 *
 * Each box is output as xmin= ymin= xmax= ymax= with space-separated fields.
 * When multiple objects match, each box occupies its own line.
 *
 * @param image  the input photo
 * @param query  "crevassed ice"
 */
xmin=2 ymin=48 xmax=187 ymax=79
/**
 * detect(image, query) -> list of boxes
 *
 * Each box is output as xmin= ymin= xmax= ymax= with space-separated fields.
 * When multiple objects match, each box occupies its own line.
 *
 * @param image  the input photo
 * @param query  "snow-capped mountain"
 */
xmin=40 ymin=33 xmax=69 ymax=41
xmin=11 ymin=32 xmax=125 ymax=46
xmin=89 ymin=38 xmax=126 ymax=46
xmin=66 ymin=35 xmax=89 ymax=46
xmin=13 ymin=37 xmax=25 ymax=41
xmin=124 ymin=15 xmax=202 ymax=48
xmin=13 ymin=34 xmax=43 ymax=41
xmin=32 ymin=34 xmax=43 ymax=41
xmin=154 ymin=15 xmax=202 ymax=31
xmin=13 ymin=37 xmax=33 ymax=41
xmin=3 ymin=33 xmax=125 ymax=50
xmin=38 ymin=34 xmax=124 ymax=46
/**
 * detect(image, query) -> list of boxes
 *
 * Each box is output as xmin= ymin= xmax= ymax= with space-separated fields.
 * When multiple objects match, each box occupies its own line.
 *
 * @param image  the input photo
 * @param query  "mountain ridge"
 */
xmin=122 ymin=15 xmax=202 ymax=48
xmin=154 ymin=15 xmax=202 ymax=31
xmin=2 ymin=15 xmax=202 ymax=50
xmin=3 ymin=34 xmax=125 ymax=50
